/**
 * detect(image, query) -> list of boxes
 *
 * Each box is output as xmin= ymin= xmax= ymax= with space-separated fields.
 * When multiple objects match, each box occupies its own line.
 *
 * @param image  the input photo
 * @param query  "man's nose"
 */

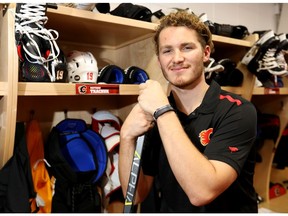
xmin=173 ymin=50 xmax=184 ymax=63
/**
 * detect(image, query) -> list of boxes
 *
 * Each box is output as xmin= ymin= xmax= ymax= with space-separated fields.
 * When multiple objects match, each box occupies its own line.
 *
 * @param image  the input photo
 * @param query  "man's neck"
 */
xmin=171 ymin=80 xmax=209 ymax=115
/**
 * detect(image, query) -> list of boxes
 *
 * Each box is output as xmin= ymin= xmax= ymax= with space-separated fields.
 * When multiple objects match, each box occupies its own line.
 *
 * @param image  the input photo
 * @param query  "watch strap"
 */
xmin=153 ymin=104 xmax=175 ymax=121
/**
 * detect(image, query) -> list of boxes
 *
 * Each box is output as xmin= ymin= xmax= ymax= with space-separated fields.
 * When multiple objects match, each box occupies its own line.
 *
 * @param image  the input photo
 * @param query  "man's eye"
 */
xmin=162 ymin=49 xmax=171 ymax=54
xmin=183 ymin=46 xmax=193 ymax=50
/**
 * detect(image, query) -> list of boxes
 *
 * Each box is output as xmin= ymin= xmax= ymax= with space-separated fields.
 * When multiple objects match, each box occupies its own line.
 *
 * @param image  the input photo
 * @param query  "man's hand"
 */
xmin=138 ymin=80 xmax=170 ymax=115
xmin=120 ymin=103 xmax=154 ymax=141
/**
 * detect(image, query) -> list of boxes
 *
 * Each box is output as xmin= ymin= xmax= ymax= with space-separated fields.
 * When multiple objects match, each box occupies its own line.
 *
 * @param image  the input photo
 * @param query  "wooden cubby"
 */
xmin=0 ymin=3 xmax=287 ymax=213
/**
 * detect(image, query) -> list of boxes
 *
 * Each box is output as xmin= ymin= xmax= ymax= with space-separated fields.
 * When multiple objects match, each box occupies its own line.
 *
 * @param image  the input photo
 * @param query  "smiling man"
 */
xmin=119 ymin=11 xmax=258 ymax=213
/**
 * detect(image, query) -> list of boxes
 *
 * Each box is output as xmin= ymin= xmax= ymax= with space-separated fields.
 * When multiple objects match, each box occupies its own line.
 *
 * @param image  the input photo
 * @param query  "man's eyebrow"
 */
xmin=159 ymin=45 xmax=172 ymax=50
xmin=160 ymin=42 xmax=195 ymax=49
xmin=180 ymin=42 xmax=194 ymax=47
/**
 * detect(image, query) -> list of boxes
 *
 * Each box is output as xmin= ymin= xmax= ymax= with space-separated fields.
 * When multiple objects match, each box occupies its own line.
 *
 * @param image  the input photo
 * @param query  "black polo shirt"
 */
xmin=141 ymin=81 xmax=258 ymax=213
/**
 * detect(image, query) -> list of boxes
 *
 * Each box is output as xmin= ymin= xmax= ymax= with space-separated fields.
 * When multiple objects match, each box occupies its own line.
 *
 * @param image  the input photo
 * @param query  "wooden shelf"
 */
xmin=221 ymin=86 xmax=243 ymax=95
xmin=18 ymin=82 xmax=248 ymax=96
xmin=253 ymin=87 xmax=288 ymax=95
xmin=212 ymin=34 xmax=258 ymax=48
xmin=46 ymin=5 xmax=157 ymax=49
xmin=46 ymin=5 xmax=258 ymax=50
xmin=18 ymin=82 xmax=140 ymax=96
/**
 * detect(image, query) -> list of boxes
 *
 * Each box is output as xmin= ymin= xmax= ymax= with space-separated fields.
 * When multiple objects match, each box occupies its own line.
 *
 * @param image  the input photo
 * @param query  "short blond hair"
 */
xmin=153 ymin=11 xmax=214 ymax=56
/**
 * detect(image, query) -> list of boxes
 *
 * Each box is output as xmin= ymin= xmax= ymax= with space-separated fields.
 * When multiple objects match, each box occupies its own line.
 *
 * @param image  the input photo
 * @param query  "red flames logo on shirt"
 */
xmin=199 ymin=128 xmax=213 ymax=146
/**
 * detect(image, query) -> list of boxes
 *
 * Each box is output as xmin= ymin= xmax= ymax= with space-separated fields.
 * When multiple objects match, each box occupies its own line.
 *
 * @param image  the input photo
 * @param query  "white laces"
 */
xmin=15 ymin=4 xmax=48 ymax=27
xmin=276 ymin=50 xmax=288 ymax=71
xmin=15 ymin=4 xmax=60 ymax=62
xmin=205 ymin=58 xmax=224 ymax=79
xmin=14 ymin=4 xmax=60 ymax=81
xmin=257 ymin=48 xmax=288 ymax=76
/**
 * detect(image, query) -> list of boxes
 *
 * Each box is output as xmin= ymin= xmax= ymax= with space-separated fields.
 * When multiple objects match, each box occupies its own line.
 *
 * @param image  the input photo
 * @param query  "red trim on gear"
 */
xmin=17 ymin=45 xmax=24 ymax=61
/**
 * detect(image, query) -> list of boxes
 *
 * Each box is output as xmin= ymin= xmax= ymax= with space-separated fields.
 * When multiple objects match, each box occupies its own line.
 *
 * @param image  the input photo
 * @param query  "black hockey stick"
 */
xmin=123 ymin=134 xmax=145 ymax=213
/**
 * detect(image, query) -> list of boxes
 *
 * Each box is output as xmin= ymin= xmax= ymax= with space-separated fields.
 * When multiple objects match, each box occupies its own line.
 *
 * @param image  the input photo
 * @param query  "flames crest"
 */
xmin=199 ymin=128 xmax=213 ymax=146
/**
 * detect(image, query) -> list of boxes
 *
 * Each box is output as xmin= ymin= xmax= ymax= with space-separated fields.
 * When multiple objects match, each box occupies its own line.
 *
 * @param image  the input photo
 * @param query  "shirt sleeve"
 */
xmin=204 ymin=101 xmax=257 ymax=175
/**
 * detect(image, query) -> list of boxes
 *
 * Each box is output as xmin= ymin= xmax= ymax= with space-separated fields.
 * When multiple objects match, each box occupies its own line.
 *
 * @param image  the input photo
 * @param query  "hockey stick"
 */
xmin=123 ymin=134 xmax=145 ymax=213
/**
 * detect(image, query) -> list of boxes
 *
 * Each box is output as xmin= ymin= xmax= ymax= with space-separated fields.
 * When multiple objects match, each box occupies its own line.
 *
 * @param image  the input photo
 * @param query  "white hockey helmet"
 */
xmin=66 ymin=50 xmax=98 ymax=83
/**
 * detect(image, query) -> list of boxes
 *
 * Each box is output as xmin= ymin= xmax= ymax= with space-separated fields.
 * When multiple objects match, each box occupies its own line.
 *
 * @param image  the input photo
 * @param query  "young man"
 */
xmin=119 ymin=11 xmax=258 ymax=213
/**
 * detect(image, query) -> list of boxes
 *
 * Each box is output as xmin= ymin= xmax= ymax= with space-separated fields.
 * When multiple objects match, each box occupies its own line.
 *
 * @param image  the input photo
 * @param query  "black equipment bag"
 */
xmin=110 ymin=3 xmax=152 ymax=22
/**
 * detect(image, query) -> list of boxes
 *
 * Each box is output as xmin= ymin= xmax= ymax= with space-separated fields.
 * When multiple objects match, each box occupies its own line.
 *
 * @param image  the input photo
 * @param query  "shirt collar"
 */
xmin=168 ymin=80 xmax=221 ymax=115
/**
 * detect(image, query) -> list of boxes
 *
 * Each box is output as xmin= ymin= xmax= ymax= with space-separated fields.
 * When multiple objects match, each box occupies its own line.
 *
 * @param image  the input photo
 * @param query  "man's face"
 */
xmin=158 ymin=26 xmax=210 ymax=89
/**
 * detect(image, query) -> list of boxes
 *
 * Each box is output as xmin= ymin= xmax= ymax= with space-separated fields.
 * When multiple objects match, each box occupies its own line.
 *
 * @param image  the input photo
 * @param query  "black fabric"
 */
xmin=0 ymin=122 xmax=36 ymax=213
xmin=151 ymin=9 xmax=165 ymax=19
xmin=205 ymin=58 xmax=243 ymax=87
xmin=45 ymin=127 xmax=79 ymax=184
xmin=141 ymin=81 xmax=258 ymax=213
xmin=52 ymin=180 xmax=101 ymax=213
xmin=140 ymin=176 xmax=161 ymax=213
xmin=95 ymin=3 xmax=110 ymax=13
xmin=45 ymin=119 xmax=105 ymax=213
xmin=214 ymin=23 xmax=249 ymax=39
xmin=273 ymin=126 xmax=288 ymax=169
xmin=110 ymin=3 xmax=152 ymax=22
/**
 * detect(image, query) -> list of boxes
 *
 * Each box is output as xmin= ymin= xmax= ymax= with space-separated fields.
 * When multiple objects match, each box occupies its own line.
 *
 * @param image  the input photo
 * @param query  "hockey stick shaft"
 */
xmin=123 ymin=135 xmax=145 ymax=213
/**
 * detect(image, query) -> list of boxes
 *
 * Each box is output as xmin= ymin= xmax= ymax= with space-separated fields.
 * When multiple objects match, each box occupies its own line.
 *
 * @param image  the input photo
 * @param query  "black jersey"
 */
xmin=141 ymin=81 xmax=258 ymax=213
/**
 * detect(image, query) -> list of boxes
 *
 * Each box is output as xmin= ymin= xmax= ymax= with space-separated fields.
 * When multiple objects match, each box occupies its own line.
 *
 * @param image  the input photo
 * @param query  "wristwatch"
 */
xmin=153 ymin=104 xmax=175 ymax=121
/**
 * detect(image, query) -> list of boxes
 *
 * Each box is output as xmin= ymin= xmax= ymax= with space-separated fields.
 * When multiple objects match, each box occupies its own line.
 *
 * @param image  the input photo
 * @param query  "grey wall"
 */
xmin=110 ymin=3 xmax=281 ymax=34
xmin=278 ymin=3 xmax=288 ymax=33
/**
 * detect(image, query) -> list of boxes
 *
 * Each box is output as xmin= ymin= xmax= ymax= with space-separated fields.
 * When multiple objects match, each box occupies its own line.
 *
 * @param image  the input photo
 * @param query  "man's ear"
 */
xmin=203 ymin=45 xmax=211 ymax=63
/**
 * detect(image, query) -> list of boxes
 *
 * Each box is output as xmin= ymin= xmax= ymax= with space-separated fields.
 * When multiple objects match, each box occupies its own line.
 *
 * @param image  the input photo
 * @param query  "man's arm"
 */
xmin=119 ymin=104 xmax=154 ymax=204
xmin=155 ymin=110 xmax=238 ymax=206
xmin=137 ymin=80 xmax=253 ymax=206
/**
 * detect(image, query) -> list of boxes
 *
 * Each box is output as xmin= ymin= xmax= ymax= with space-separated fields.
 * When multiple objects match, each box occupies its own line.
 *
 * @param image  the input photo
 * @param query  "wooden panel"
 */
xmin=16 ymin=95 xmax=134 ymax=140
xmin=0 ymin=5 xmax=19 ymax=168
xmin=259 ymin=167 xmax=288 ymax=212
xmin=254 ymin=139 xmax=275 ymax=202
xmin=252 ymin=95 xmax=288 ymax=207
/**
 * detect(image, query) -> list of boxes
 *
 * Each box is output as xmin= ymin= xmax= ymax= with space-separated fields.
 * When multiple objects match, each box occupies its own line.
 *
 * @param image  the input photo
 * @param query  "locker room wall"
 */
xmin=109 ymin=3 xmax=279 ymax=34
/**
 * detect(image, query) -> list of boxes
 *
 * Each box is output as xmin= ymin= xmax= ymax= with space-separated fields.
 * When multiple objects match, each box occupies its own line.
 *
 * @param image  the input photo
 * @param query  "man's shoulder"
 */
xmin=215 ymin=89 xmax=257 ymax=121
xmin=219 ymin=89 xmax=253 ymax=106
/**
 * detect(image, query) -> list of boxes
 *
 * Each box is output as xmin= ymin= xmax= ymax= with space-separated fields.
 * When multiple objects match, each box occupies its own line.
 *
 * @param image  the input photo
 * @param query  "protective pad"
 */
xmin=100 ymin=124 xmax=120 ymax=153
xmin=61 ymin=136 xmax=98 ymax=172
xmin=103 ymin=153 xmax=121 ymax=197
xmin=92 ymin=110 xmax=121 ymax=131
xmin=124 ymin=66 xmax=149 ymax=84
xmin=81 ymin=130 xmax=108 ymax=182
xmin=46 ymin=118 xmax=107 ymax=184
xmin=97 ymin=65 xmax=124 ymax=84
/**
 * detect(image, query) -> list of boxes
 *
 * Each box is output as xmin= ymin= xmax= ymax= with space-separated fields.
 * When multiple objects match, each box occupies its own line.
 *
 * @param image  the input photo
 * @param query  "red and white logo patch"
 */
xmin=199 ymin=128 xmax=213 ymax=146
